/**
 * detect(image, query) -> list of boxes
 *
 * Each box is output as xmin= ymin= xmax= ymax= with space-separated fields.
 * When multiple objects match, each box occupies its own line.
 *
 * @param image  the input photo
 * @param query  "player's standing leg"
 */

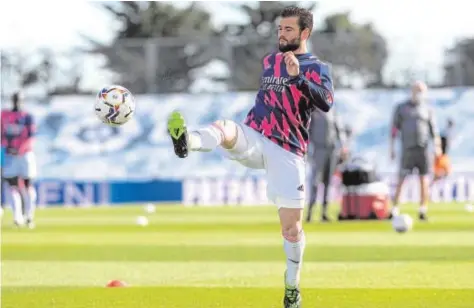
xmin=416 ymin=147 xmax=431 ymax=220
xmin=280 ymin=206 xmax=305 ymax=306
xmin=306 ymin=149 xmax=324 ymax=222
xmin=390 ymin=148 xmax=413 ymax=217
xmin=320 ymin=148 xmax=337 ymax=221
xmin=4 ymin=177 xmax=24 ymax=226
xmin=21 ymin=178 xmax=37 ymax=228
xmin=3 ymin=153 xmax=24 ymax=225
xmin=18 ymin=152 xmax=37 ymax=228
xmin=264 ymin=140 xmax=307 ymax=308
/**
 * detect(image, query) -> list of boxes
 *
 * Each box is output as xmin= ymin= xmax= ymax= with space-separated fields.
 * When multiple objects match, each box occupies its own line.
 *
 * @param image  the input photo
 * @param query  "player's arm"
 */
xmin=0 ymin=111 xmax=6 ymax=148
xmin=390 ymin=104 xmax=401 ymax=158
xmin=19 ymin=114 xmax=35 ymax=153
xmin=428 ymin=108 xmax=441 ymax=155
xmin=287 ymin=62 xmax=334 ymax=112
xmin=27 ymin=114 xmax=36 ymax=138
xmin=334 ymin=112 xmax=347 ymax=148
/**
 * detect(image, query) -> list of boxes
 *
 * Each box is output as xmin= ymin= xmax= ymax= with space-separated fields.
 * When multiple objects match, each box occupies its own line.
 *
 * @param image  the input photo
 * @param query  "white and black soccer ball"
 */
xmin=392 ymin=214 xmax=413 ymax=233
xmin=95 ymin=85 xmax=135 ymax=126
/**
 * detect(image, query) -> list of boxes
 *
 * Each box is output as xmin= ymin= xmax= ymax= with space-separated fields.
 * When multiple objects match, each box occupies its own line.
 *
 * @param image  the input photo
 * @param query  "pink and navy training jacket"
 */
xmin=244 ymin=51 xmax=334 ymax=157
xmin=1 ymin=109 xmax=35 ymax=155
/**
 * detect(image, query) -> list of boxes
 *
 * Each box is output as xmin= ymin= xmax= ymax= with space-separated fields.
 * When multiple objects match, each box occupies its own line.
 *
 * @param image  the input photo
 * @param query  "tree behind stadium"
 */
xmin=87 ymin=2 xmax=220 ymax=94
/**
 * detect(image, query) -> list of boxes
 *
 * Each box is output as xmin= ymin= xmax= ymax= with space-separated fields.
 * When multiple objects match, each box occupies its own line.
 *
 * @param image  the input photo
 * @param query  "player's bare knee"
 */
xmin=282 ymin=224 xmax=303 ymax=242
xmin=213 ymin=120 xmax=238 ymax=149
xmin=281 ymin=218 xmax=303 ymax=242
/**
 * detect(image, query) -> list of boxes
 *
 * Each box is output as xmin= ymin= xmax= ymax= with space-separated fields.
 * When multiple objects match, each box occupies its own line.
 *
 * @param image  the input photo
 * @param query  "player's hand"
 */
xmin=339 ymin=147 xmax=349 ymax=161
xmin=434 ymin=145 xmax=442 ymax=157
xmin=6 ymin=148 xmax=17 ymax=155
xmin=283 ymin=52 xmax=299 ymax=77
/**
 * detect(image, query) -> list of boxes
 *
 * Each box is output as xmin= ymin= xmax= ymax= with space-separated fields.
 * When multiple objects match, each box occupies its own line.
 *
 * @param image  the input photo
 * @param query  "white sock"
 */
xmin=21 ymin=186 xmax=37 ymax=221
xmin=391 ymin=205 xmax=400 ymax=216
xmin=419 ymin=204 xmax=428 ymax=214
xmin=189 ymin=124 xmax=224 ymax=152
xmin=7 ymin=185 xmax=24 ymax=224
xmin=283 ymin=231 xmax=306 ymax=287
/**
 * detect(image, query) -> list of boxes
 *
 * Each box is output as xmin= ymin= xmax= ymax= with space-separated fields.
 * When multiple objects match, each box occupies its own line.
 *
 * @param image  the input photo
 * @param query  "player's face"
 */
xmin=278 ymin=17 xmax=302 ymax=52
xmin=411 ymin=81 xmax=427 ymax=104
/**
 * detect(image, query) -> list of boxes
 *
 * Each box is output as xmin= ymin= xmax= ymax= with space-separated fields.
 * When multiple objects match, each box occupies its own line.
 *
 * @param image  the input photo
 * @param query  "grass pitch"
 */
xmin=2 ymin=203 xmax=474 ymax=307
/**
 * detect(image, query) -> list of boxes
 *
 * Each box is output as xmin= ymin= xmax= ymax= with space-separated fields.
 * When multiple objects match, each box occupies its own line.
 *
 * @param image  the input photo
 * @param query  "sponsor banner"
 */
xmin=2 ymin=180 xmax=182 ymax=207
xmin=183 ymin=174 xmax=474 ymax=206
xmin=1 ymin=174 xmax=472 ymax=207
xmin=35 ymin=181 xmax=109 ymax=207
xmin=108 ymin=180 xmax=182 ymax=205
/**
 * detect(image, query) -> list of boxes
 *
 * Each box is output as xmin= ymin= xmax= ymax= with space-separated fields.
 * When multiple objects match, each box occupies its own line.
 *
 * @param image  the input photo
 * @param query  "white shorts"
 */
xmin=2 ymin=152 xmax=37 ymax=179
xmin=225 ymin=124 xmax=306 ymax=209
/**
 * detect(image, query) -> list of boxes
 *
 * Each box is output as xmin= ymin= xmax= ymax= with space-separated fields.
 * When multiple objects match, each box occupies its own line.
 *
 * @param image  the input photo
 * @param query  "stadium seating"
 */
xmin=31 ymin=88 xmax=474 ymax=180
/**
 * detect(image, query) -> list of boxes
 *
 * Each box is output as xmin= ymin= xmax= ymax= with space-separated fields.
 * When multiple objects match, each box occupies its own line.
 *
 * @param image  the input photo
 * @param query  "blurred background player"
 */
xmin=167 ymin=6 xmax=334 ymax=308
xmin=432 ymin=118 xmax=454 ymax=184
xmin=390 ymin=81 xmax=441 ymax=220
xmin=306 ymin=107 xmax=347 ymax=222
xmin=1 ymin=92 xmax=37 ymax=228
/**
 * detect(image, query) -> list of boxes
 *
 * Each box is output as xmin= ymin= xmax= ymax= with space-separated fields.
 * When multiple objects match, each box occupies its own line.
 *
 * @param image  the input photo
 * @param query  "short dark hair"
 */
xmin=280 ymin=6 xmax=314 ymax=35
xmin=12 ymin=91 xmax=22 ymax=104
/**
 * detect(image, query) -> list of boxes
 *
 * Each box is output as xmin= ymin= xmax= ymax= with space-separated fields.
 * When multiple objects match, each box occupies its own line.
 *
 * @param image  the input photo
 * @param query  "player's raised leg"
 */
xmin=167 ymin=111 xmax=240 ymax=157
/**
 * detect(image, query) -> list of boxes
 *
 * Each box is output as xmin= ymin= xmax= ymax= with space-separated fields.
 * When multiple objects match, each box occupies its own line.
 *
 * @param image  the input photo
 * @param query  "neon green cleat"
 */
xmin=283 ymin=270 xmax=302 ymax=308
xmin=167 ymin=111 xmax=189 ymax=158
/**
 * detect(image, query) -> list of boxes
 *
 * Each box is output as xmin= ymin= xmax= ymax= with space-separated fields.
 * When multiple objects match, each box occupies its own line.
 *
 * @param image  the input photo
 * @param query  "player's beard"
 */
xmin=278 ymin=36 xmax=301 ymax=53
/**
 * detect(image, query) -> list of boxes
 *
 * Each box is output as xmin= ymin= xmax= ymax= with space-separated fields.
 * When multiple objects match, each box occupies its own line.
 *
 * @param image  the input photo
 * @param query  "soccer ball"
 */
xmin=392 ymin=214 xmax=413 ymax=233
xmin=95 ymin=85 xmax=135 ymax=126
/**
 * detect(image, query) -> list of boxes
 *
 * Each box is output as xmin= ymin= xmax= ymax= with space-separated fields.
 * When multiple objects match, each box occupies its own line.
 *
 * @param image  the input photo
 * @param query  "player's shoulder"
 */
xmin=24 ymin=112 xmax=34 ymax=122
xmin=303 ymin=54 xmax=330 ymax=67
xmin=301 ymin=55 xmax=332 ymax=76
xmin=261 ymin=51 xmax=277 ymax=62
xmin=396 ymin=100 xmax=411 ymax=108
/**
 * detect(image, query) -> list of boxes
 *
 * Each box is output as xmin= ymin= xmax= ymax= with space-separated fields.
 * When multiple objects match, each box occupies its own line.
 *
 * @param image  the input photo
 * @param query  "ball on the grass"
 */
xmin=136 ymin=216 xmax=149 ymax=226
xmin=144 ymin=203 xmax=156 ymax=214
xmin=465 ymin=204 xmax=473 ymax=213
xmin=392 ymin=214 xmax=413 ymax=233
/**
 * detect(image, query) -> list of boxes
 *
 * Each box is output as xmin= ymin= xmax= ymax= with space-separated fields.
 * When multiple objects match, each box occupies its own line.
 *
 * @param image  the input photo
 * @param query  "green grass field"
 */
xmin=2 ymin=202 xmax=474 ymax=308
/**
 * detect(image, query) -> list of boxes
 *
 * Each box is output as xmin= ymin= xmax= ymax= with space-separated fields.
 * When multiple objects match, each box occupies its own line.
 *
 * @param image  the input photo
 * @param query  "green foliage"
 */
xmin=91 ymin=1 xmax=217 ymax=93
xmin=314 ymin=12 xmax=388 ymax=88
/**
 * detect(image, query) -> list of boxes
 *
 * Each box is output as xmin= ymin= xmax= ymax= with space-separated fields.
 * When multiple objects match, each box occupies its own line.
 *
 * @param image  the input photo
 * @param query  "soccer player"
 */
xmin=168 ymin=7 xmax=333 ymax=308
xmin=1 ymin=92 xmax=37 ymax=228
xmin=390 ymin=81 xmax=441 ymax=221
xmin=306 ymin=108 xmax=347 ymax=222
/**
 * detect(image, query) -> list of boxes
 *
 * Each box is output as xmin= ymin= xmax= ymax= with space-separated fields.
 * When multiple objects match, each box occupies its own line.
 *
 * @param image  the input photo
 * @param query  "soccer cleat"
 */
xmin=167 ymin=111 xmax=189 ymax=158
xmin=26 ymin=219 xmax=35 ymax=229
xmin=418 ymin=212 xmax=428 ymax=221
xmin=13 ymin=220 xmax=24 ymax=228
xmin=283 ymin=271 xmax=302 ymax=308
xmin=320 ymin=214 xmax=331 ymax=222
